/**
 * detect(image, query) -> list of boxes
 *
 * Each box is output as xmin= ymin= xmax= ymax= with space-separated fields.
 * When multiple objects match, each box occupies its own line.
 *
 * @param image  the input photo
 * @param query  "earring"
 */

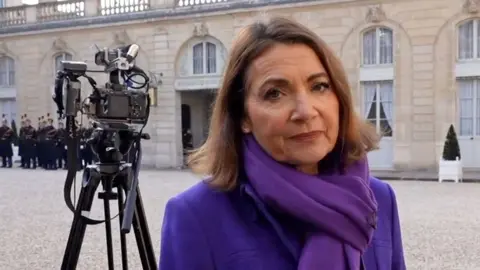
xmin=242 ymin=126 xmax=250 ymax=133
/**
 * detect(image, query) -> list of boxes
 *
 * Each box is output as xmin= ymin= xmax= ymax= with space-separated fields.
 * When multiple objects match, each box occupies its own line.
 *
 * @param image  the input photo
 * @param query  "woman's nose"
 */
xmin=290 ymin=95 xmax=318 ymax=122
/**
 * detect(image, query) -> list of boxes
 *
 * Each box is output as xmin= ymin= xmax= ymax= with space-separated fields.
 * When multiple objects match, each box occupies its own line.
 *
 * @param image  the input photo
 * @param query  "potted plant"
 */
xmin=438 ymin=124 xmax=463 ymax=183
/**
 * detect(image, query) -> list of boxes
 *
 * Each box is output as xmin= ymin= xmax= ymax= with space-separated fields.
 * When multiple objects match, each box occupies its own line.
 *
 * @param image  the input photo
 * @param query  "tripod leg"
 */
xmin=116 ymin=184 xmax=129 ymax=270
xmin=101 ymin=178 xmax=115 ymax=270
xmin=132 ymin=186 xmax=158 ymax=269
xmin=61 ymin=174 xmax=101 ymax=270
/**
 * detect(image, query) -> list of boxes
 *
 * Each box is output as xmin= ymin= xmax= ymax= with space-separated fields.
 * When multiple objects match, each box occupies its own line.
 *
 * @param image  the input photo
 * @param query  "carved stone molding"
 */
xmin=178 ymin=52 xmax=188 ymax=76
xmin=52 ymin=37 xmax=68 ymax=51
xmin=113 ymin=30 xmax=132 ymax=45
xmin=0 ymin=42 xmax=12 ymax=57
xmin=365 ymin=5 xmax=386 ymax=23
xmin=193 ymin=22 xmax=209 ymax=37
xmin=463 ymin=0 xmax=479 ymax=14
xmin=155 ymin=26 xmax=168 ymax=35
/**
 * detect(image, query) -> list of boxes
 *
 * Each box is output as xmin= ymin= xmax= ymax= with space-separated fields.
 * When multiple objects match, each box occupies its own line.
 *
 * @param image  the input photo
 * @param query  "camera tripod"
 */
xmin=61 ymin=138 xmax=157 ymax=270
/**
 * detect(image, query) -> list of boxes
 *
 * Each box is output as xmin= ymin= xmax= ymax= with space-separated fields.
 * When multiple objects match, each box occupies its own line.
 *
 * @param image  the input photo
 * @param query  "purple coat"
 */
xmin=159 ymin=176 xmax=406 ymax=270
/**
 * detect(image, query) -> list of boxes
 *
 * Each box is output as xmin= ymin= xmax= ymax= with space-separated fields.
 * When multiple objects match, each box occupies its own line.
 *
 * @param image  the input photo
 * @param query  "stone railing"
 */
xmin=99 ymin=0 xmax=150 ymax=16
xmin=36 ymin=0 xmax=85 ymax=22
xmin=177 ymin=0 xmax=228 ymax=7
xmin=0 ymin=0 xmax=153 ymax=26
xmin=0 ymin=0 xmax=329 ymax=32
xmin=0 ymin=6 xmax=27 ymax=27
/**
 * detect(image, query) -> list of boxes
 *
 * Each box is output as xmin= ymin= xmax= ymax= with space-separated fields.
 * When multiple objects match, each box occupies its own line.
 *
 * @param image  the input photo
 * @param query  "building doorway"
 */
xmin=180 ymin=90 xmax=215 ymax=163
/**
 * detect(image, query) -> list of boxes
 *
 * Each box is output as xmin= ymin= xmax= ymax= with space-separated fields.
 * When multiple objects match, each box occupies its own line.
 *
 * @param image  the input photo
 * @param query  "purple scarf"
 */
xmin=243 ymin=135 xmax=378 ymax=270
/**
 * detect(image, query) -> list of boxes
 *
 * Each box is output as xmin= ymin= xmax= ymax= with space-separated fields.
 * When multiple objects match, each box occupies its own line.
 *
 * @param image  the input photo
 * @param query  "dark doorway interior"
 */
xmin=181 ymin=104 xmax=193 ymax=164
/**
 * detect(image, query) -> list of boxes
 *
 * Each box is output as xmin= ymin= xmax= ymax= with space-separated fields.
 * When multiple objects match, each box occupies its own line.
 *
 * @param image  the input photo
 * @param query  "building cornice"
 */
xmin=0 ymin=0 xmax=363 ymax=37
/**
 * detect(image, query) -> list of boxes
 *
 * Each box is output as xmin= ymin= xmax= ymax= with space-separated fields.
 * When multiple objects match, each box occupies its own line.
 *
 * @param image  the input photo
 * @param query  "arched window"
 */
xmin=458 ymin=19 xmax=480 ymax=60
xmin=54 ymin=52 xmax=73 ymax=75
xmin=362 ymin=27 xmax=393 ymax=65
xmin=0 ymin=56 xmax=15 ymax=87
xmin=192 ymin=42 xmax=217 ymax=75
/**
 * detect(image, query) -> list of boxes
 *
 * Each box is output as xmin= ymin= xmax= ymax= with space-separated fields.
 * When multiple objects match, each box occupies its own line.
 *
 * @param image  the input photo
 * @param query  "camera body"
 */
xmin=85 ymin=84 xmax=149 ymax=126
xmin=53 ymin=44 xmax=150 ymax=131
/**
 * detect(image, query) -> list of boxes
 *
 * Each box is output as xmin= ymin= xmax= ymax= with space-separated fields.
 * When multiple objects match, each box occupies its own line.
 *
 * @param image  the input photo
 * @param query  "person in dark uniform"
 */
xmin=78 ymin=123 xmax=87 ymax=169
xmin=82 ymin=122 xmax=94 ymax=166
xmin=55 ymin=121 xmax=67 ymax=169
xmin=0 ymin=116 xmax=14 ymax=168
xmin=182 ymin=128 xmax=193 ymax=165
xmin=18 ymin=115 xmax=26 ymax=168
xmin=43 ymin=114 xmax=57 ymax=170
xmin=36 ymin=116 xmax=46 ymax=169
xmin=22 ymin=117 xmax=37 ymax=169
xmin=76 ymin=121 xmax=84 ymax=170
xmin=19 ymin=116 xmax=25 ymax=166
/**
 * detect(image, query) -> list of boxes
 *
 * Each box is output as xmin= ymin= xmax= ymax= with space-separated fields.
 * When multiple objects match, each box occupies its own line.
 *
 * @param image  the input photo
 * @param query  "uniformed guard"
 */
xmin=0 ymin=115 xmax=14 ymax=168
xmin=44 ymin=114 xmax=57 ymax=170
xmin=36 ymin=116 xmax=46 ymax=168
xmin=23 ymin=116 xmax=37 ymax=169
xmin=78 ymin=123 xmax=86 ymax=169
xmin=55 ymin=121 xmax=67 ymax=169
xmin=18 ymin=115 xmax=26 ymax=167
xmin=82 ymin=122 xmax=94 ymax=166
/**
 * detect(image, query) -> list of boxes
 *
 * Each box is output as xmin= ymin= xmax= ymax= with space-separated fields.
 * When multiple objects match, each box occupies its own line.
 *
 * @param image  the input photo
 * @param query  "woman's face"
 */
xmin=243 ymin=43 xmax=340 ymax=175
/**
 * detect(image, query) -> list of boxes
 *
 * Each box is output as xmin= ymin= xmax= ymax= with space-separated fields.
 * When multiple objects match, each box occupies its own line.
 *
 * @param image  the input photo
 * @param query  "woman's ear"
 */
xmin=241 ymin=118 xmax=252 ymax=133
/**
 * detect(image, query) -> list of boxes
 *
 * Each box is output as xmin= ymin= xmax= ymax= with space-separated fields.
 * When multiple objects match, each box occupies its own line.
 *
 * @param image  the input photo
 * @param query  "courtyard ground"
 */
xmin=0 ymin=168 xmax=478 ymax=270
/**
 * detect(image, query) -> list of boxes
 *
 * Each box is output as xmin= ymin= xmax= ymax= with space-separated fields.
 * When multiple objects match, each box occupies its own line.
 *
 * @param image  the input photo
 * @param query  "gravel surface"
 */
xmin=0 ymin=168 xmax=478 ymax=270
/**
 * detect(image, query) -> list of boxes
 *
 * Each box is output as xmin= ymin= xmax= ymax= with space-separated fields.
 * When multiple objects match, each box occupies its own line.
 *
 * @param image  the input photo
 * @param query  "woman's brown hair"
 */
xmin=187 ymin=16 xmax=380 ymax=191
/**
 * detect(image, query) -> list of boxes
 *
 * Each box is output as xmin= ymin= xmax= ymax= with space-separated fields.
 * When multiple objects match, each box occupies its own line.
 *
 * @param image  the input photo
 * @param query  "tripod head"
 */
xmin=87 ymin=127 xmax=151 ymax=164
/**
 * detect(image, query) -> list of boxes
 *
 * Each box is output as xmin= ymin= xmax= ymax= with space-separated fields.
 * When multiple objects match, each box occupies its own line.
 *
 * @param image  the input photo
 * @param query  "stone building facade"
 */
xmin=0 ymin=0 xmax=479 ymax=170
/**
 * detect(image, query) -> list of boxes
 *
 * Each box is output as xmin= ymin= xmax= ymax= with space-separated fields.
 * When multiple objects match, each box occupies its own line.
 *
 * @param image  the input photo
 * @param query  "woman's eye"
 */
xmin=312 ymin=82 xmax=330 ymax=92
xmin=264 ymin=88 xmax=282 ymax=100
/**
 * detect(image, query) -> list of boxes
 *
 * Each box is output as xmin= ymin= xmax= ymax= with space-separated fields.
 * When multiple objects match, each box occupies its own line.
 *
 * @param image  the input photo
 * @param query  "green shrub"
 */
xmin=442 ymin=124 xmax=461 ymax=161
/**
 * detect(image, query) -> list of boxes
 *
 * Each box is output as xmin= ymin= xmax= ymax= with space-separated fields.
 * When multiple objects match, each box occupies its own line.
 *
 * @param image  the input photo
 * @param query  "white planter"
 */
xmin=438 ymin=157 xmax=463 ymax=183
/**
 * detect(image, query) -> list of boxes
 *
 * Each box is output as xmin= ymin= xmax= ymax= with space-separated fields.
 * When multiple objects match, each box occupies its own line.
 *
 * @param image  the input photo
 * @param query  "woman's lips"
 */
xmin=289 ymin=131 xmax=322 ymax=142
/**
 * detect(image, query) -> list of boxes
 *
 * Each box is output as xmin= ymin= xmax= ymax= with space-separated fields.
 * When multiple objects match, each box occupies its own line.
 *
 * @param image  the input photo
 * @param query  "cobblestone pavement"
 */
xmin=0 ymin=168 xmax=479 ymax=270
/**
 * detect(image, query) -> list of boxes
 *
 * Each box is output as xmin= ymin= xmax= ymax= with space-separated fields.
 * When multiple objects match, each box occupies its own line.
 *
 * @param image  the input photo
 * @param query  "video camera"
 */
xmin=53 ymin=44 xmax=157 ymax=270
xmin=53 ymin=44 xmax=150 ymax=130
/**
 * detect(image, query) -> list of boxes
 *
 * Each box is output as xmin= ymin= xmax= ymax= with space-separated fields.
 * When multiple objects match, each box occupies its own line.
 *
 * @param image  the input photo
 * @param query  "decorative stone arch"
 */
xmin=38 ymin=37 xmax=77 ymax=78
xmin=341 ymin=19 xmax=412 ymax=108
xmin=0 ymin=42 xmax=19 ymax=61
xmin=35 ymin=38 xmax=76 ymax=124
xmin=174 ymin=34 xmax=227 ymax=90
xmin=433 ymin=7 xmax=480 ymax=158
xmin=340 ymin=11 xmax=413 ymax=168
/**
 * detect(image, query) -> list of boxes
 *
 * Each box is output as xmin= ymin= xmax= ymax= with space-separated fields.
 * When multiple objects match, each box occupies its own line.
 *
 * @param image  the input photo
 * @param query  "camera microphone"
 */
xmin=126 ymin=44 xmax=139 ymax=63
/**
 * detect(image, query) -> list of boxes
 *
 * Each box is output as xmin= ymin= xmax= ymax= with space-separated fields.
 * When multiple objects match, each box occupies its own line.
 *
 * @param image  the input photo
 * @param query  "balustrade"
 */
xmin=0 ymin=6 xmax=26 ymax=27
xmin=99 ymin=0 xmax=150 ymax=16
xmin=36 ymin=0 xmax=85 ymax=22
xmin=177 ymin=0 xmax=228 ymax=7
xmin=0 ymin=0 xmax=231 ymax=27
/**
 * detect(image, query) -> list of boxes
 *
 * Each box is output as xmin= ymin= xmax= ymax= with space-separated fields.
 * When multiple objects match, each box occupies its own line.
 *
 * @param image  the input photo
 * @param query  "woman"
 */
xmin=160 ymin=17 xmax=406 ymax=270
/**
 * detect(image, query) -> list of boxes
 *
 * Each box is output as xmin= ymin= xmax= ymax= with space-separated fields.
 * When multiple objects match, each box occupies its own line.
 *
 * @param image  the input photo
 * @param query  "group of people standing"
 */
xmin=0 ymin=113 xmax=95 ymax=170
